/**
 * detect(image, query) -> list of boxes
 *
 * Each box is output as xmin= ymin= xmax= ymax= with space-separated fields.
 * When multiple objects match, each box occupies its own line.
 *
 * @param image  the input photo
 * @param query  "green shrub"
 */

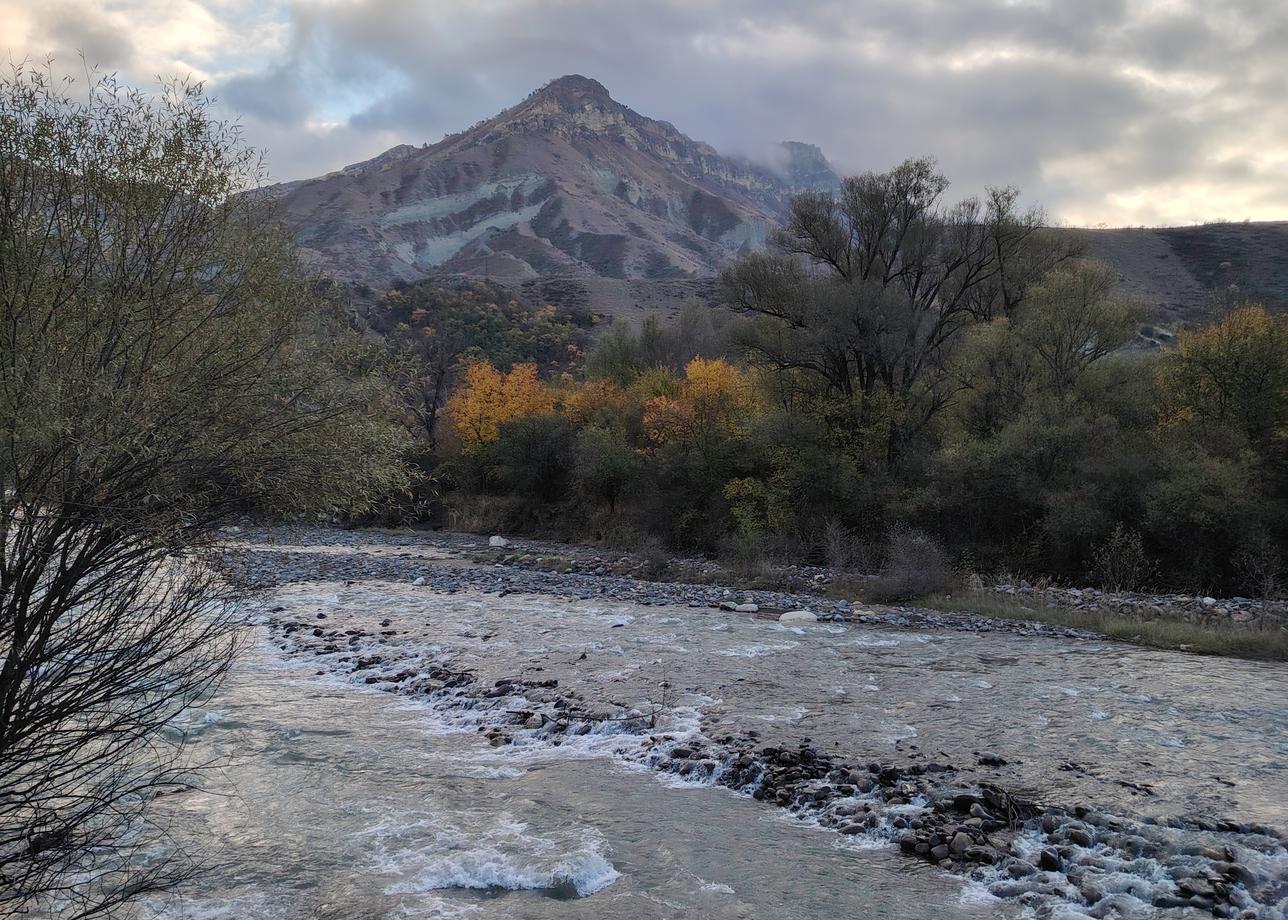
xmin=573 ymin=425 xmax=641 ymax=512
xmin=492 ymin=414 xmax=575 ymax=504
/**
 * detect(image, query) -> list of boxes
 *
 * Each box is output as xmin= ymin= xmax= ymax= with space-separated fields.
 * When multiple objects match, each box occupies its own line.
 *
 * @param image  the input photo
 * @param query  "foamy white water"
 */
xmin=145 ymin=636 xmax=1014 ymax=919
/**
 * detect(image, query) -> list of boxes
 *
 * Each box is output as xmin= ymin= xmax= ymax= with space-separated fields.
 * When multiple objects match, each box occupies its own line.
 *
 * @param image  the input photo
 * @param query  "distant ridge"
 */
xmin=1077 ymin=221 xmax=1288 ymax=328
xmin=264 ymin=77 xmax=1286 ymax=326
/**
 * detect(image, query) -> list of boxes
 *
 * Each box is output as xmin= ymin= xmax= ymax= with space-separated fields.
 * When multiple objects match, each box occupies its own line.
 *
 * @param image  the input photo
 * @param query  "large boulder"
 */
xmin=779 ymin=610 xmax=818 ymax=625
xmin=489 ymin=535 xmax=513 ymax=548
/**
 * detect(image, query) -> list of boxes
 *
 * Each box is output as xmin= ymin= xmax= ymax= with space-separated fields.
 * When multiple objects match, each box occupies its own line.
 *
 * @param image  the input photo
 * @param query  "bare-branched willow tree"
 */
xmin=0 ymin=63 xmax=409 ymax=916
xmin=720 ymin=158 xmax=1077 ymax=470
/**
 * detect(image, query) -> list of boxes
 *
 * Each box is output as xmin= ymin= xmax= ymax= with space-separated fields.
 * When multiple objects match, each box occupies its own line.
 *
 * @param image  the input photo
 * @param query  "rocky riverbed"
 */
xmin=989 ymin=581 xmax=1286 ymax=628
xmin=218 ymin=525 xmax=1101 ymax=640
xmin=221 ymin=523 xmax=1287 ymax=629
xmin=201 ymin=526 xmax=1288 ymax=919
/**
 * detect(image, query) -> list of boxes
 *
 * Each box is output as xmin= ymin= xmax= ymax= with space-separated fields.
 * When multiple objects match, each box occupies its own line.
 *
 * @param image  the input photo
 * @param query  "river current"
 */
xmin=145 ymin=540 xmax=1287 ymax=919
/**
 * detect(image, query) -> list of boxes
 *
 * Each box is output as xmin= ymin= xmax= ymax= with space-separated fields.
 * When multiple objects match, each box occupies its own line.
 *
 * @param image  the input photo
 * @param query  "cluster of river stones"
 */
xmin=260 ymin=610 xmax=1283 ymax=918
xmin=991 ymin=582 xmax=1286 ymax=627
xmin=223 ymin=524 xmax=1287 ymax=630
xmin=219 ymin=532 xmax=1287 ymax=918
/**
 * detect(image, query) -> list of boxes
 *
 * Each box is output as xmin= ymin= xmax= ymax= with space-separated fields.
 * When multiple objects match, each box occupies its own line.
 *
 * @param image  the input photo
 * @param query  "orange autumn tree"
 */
xmin=643 ymin=357 xmax=756 ymax=446
xmin=565 ymin=378 xmax=644 ymax=429
xmin=444 ymin=360 xmax=556 ymax=451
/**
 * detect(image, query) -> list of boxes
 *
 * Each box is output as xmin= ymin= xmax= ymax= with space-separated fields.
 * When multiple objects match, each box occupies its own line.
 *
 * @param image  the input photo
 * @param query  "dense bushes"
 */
xmin=403 ymin=163 xmax=1286 ymax=598
xmin=867 ymin=529 xmax=954 ymax=602
xmin=379 ymin=278 xmax=587 ymax=445
xmin=425 ymin=294 xmax=1285 ymax=597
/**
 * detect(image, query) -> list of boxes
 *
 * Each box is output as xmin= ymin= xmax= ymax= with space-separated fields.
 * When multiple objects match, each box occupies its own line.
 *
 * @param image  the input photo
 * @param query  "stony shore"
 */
xmin=990 ymin=581 xmax=1286 ymax=628
xmin=218 ymin=524 xmax=1100 ymax=641
xmin=220 ymin=522 xmax=1287 ymax=639
xmin=216 ymin=526 xmax=1288 ymax=919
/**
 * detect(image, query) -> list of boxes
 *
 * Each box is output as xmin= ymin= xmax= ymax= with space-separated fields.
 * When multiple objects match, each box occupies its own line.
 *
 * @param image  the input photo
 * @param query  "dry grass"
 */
xmin=863 ymin=528 xmax=952 ymax=603
xmin=919 ymin=590 xmax=1288 ymax=661
xmin=446 ymin=495 xmax=512 ymax=535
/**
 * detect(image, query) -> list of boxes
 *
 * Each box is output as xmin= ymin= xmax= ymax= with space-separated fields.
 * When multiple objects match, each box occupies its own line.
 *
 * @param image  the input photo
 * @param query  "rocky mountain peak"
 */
xmin=267 ymin=77 xmax=836 ymax=287
xmin=535 ymin=74 xmax=614 ymax=107
xmin=494 ymin=74 xmax=664 ymax=146
xmin=776 ymin=141 xmax=841 ymax=192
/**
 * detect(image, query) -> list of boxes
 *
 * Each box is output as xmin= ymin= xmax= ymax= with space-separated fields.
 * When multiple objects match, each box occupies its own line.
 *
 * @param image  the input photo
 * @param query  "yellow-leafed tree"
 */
xmin=445 ymin=361 xmax=555 ymax=451
xmin=643 ymin=357 xmax=755 ymax=445
xmin=1159 ymin=305 xmax=1288 ymax=449
xmin=565 ymin=378 xmax=643 ymax=429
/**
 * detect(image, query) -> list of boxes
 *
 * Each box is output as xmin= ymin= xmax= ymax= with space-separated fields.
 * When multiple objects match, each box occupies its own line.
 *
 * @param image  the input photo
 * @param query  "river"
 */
xmin=144 ymin=538 xmax=1287 ymax=919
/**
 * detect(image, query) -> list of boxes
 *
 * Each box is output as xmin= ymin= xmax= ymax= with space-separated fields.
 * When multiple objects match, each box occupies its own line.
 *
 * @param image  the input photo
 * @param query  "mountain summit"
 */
xmin=266 ymin=76 xmax=839 ymax=286
xmin=530 ymin=73 xmax=614 ymax=105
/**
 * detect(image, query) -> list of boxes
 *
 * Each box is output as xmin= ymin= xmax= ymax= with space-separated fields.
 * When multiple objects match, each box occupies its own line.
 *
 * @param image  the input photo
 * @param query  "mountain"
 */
xmin=266 ymin=75 xmax=839 ymax=288
xmin=265 ymin=76 xmax=1285 ymax=327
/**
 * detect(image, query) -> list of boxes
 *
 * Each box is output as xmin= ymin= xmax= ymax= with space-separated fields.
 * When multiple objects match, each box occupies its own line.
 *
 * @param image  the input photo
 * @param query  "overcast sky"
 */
xmin=4 ymin=0 xmax=1286 ymax=226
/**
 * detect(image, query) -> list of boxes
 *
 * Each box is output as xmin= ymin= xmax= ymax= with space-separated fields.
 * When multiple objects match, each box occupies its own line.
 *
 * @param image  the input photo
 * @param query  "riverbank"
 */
xmin=475 ymin=531 xmax=1288 ymax=661
xmin=919 ymin=591 xmax=1288 ymax=661
xmin=222 ymin=524 xmax=1288 ymax=660
xmin=218 ymin=525 xmax=1096 ymax=643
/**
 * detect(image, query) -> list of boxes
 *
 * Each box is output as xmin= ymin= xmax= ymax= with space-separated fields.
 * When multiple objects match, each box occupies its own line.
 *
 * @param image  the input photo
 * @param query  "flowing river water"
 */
xmin=145 ymin=537 xmax=1288 ymax=919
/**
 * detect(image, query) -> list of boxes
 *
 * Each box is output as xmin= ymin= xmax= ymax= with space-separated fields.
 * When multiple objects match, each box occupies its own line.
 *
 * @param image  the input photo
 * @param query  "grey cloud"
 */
xmin=221 ymin=66 xmax=310 ymax=126
xmin=227 ymin=0 xmax=1288 ymax=224
xmin=30 ymin=1 xmax=135 ymax=71
xmin=17 ymin=0 xmax=1287 ymax=224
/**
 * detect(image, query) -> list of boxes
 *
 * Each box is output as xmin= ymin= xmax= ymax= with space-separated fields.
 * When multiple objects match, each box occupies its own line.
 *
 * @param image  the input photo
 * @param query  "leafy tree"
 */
xmin=0 ymin=64 xmax=408 ymax=916
xmin=564 ymin=378 xmax=647 ymax=444
xmin=631 ymin=365 xmax=685 ymax=401
xmin=636 ymin=313 xmax=672 ymax=369
xmin=1017 ymin=261 xmax=1144 ymax=394
xmin=573 ymin=425 xmax=642 ymax=513
xmin=637 ymin=358 xmax=761 ymax=548
xmin=642 ymin=358 xmax=756 ymax=446
xmin=1142 ymin=445 xmax=1268 ymax=590
xmin=724 ymin=467 xmax=797 ymax=541
xmin=429 ymin=175 xmax=1284 ymax=593
xmin=586 ymin=299 xmax=728 ymax=385
xmin=586 ymin=319 xmax=641 ymax=386
xmin=914 ymin=261 xmax=1149 ymax=571
xmin=382 ymin=279 xmax=586 ymax=446
xmin=1148 ymin=304 xmax=1288 ymax=588
xmin=1158 ymin=304 xmax=1288 ymax=449
xmin=493 ymin=414 xmax=576 ymax=506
